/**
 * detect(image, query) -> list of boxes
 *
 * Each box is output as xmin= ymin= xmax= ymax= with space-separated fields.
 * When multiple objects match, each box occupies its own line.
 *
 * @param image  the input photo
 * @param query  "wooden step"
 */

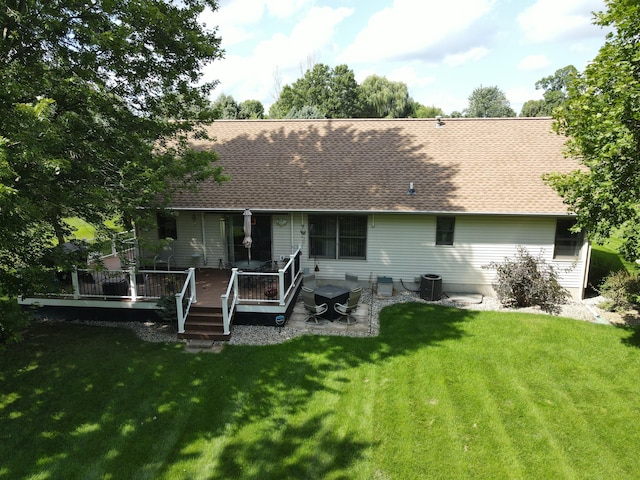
xmin=179 ymin=305 xmax=232 ymax=341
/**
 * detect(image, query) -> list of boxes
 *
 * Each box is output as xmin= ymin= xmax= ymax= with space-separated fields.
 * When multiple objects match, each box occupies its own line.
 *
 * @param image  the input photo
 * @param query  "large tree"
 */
xmin=545 ymin=0 xmax=640 ymax=260
xmin=359 ymin=75 xmax=411 ymax=118
xmin=211 ymin=93 xmax=239 ymax=119
xmin=464 ymin=85 xmax=516 ymax=118
xmin=520 ymin=65 xmax=578 ymax=117
xmin=0 ymin=0 xmax=226 ymax=296
xmin=269 ymin=63 xmax=361 ymax=119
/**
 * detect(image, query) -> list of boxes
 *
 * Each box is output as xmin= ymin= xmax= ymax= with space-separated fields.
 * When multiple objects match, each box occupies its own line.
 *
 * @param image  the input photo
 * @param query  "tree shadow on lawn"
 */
xmin=0 ymin=303 xmax=475 ymax=479
xmin=163 ymin=302 xmax=474 ymax=477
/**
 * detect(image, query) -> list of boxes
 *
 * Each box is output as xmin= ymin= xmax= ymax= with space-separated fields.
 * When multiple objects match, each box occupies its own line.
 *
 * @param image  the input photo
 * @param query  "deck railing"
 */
xmin=175 ymin=268 xmax=197 ymax=334
xmin=220 ymin=247 xmax=302 ymax=335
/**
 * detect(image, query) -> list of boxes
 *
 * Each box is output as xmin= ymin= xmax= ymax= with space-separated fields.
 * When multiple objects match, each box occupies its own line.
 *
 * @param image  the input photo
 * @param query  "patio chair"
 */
xmin=301 ymin=286 xmax=328 ymax=324
xmin=335 ymin=287 xmax=363 ymax=325
xmin=303 ymin=273 xmax=316 ymax=290
xmin=345 ymin=272 xmax=359 ymax=290
xmin=153 ymin=245 xmax=175 ymax=271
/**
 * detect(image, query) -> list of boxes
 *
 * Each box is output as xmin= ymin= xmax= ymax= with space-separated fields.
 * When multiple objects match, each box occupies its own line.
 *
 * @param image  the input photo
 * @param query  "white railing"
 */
xmin=221 ymin=269 xmax=239 ymax=335
xmin=220 ymin=247 xmax=303 ymax=335
xmin=175 ymin=267 xmax=197 ymax=334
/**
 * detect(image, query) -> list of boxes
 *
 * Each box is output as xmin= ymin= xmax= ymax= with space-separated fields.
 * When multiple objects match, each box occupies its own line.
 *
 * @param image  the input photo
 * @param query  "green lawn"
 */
xmin=2 ymin=304 xmax=640 ymax=479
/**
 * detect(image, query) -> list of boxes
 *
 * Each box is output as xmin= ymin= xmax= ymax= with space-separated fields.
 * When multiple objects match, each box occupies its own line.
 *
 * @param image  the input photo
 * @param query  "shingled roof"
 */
xmin=172 ymin=117 xmax=575 ymax=215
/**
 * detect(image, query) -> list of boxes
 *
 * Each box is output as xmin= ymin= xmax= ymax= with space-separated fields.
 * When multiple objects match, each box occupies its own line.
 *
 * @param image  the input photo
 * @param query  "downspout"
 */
xmin=201 ymin=212 xmax=207 ymax=265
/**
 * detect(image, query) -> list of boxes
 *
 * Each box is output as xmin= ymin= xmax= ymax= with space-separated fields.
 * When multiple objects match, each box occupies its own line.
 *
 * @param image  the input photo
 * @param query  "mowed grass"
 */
xmin=2 ymin=304 xmax=640 ymax=479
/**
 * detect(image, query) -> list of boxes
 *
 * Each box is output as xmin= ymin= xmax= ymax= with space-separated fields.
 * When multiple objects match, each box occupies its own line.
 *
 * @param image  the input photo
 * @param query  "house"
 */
xmin=149 ymin=117 xmax=589 ymax=300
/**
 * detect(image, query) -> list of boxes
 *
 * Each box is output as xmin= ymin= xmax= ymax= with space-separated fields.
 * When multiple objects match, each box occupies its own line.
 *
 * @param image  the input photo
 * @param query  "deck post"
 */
xmin=278 ymin=269 xmax=285 ymax=305
xmin=189 ymin=267 xmax=197 ymax=304
xmin=175 ymin=292 xmax=185 ymax=333
xmin=71 ymin=267 xmax=80 ymax=300
xmin=128 ymin=266 xmax=137 ymax=300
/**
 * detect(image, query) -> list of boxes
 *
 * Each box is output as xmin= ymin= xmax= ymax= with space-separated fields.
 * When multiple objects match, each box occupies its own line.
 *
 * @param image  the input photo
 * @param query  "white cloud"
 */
xmin=517 ymin=0 xmax=604 ymax=43
xmin=204 ymin=6 xmax=354 ymax=105
xmin=444 ymin=47 xmax=489 ymax=67
xmin=252 ymin=7 xmax=353 ymax=71
xmin=387 ymin=66 xmax=436 ymax=89
xmin=338 ymin=0 xmax=496 ymax=64
xmin=201 ymin=0 xmax=313 ymax=47
xmin=518 ymin=54 xmax=550 ymax=71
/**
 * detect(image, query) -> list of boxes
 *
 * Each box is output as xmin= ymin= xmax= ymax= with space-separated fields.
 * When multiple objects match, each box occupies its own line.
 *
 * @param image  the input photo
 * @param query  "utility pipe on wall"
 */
xmin=201 ymin=212 xmax=207 ymax=265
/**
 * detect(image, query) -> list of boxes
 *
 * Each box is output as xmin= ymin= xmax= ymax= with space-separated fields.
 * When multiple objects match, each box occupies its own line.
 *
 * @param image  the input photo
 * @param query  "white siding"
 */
xmin=298 ymin=213 xmax=588 ymax=298
xmin=146 ymin=210 xmax=589 ymax=298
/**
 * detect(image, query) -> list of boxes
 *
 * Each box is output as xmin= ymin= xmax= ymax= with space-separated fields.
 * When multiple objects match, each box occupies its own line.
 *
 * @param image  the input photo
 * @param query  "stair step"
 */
xmin=182 ymin=305 xmax=232 ymax=341
xmin=179 ymin=330 xmax=230 ymax=341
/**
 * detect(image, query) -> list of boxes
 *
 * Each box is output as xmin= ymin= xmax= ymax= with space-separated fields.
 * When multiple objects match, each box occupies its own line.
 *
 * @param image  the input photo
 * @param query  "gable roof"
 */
xmin=173 ymin=117 xmax=576 ymax=216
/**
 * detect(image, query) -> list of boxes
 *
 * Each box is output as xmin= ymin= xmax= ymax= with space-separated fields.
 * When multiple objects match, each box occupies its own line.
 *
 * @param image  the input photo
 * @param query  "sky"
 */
xmin=198 ymin=0 xmax=609 ymax=115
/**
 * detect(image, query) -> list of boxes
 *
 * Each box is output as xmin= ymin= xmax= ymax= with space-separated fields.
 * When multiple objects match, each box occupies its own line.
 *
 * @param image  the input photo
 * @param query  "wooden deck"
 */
xmin=193 ymin=269 xmax=232 ymax=308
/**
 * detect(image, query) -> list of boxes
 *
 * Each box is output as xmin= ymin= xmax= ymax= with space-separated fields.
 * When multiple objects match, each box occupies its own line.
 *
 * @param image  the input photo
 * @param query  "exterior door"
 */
xmin=226 ymin=214 xmax=272 ymax=264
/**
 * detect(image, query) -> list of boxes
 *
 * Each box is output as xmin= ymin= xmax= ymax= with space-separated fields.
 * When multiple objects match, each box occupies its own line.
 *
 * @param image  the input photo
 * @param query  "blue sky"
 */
xmin=199 ymin=0 xmax=609 ymax=115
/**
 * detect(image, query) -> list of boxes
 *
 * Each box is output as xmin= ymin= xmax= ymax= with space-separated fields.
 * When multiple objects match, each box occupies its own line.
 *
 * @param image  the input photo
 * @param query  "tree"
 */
xmin=238 ymin=99 xmax=264 ymax=119
xmin=544 ymin=1 xmax=640 ymax=260
xmin=464 ymin=85 xmax=516 ymax=117
xmin=520 ymin=99 xmax=547 ymax=117
xmin=211 ymin=93 xmax=239 ymax=119
xmin=359 ymin=75 xmax=411 ymax=118
xmin=269 ymin=63 xmax=361 ymax=118
xmin=0 ymin=0 xmax=226 ymax=299
xmin=520 ymin=65 xmax=578 ymax=116
xmin=409 ymin=101 xmax=445 ymax=118
xmin=284 ymin=105 xmax=326 ymax=119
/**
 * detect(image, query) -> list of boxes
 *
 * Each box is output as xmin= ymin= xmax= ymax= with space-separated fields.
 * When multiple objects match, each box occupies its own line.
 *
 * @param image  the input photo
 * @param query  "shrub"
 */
xmin=485 ymin=246 xmax=570 ymax=314
xmin=0 ymin=299 xmax=31 ymax=346
xmin=599 ymin=270 xmax=640 ymax=312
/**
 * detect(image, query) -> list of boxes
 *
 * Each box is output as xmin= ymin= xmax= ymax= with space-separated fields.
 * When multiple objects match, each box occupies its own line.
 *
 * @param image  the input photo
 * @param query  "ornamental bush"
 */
xmin=486 ymin=246 xmax=570 ymax=314
xmin=599 ymin=270 xmax=640 ymax=312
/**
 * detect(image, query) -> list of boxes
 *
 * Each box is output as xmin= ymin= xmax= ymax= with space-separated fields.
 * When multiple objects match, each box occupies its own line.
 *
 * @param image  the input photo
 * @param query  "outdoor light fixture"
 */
xmin=408 ymin=182 xmax=416 ymax=195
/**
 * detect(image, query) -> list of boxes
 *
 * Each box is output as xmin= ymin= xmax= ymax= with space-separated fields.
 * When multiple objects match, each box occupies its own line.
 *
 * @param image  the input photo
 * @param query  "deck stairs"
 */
xmin=178 ymin=305 xmax=231 ymax=341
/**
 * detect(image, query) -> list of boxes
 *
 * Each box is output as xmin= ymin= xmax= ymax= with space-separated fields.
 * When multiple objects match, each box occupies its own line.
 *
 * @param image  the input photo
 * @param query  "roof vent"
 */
xmin=435 ymin=116 xmax=445 ymax=128
xmin=408 ymin=182 xmax=416 ymax=195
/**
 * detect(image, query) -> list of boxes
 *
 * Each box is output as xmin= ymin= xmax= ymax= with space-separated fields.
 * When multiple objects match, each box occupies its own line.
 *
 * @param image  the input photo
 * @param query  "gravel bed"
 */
xmin=36 ymin=290 xmax=617 ymax=346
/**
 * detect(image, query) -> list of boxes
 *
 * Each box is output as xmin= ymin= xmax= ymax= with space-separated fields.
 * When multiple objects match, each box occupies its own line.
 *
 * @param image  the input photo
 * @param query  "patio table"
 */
xmin=314 ymin=284 xmax=349 ymax=321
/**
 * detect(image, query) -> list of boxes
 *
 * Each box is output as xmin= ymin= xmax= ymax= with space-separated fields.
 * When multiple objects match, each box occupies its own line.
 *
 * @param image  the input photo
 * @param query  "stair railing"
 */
xmin=175 ymin=267 xmax=197 ymax=334
xmin=220 ymin=268 xmax=239 ymax=336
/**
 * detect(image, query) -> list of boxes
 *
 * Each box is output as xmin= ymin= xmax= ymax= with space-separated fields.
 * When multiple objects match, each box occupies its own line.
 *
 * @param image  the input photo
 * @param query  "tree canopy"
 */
xmin=269 ymin=63 xmax=361 ymax=119
xmin=464 ymin=85 xmax=516 ymax=118
xmin=268 ymin=64 xmax=445 ymax=119
xmin=520 ymin=65 xmax=578 ymax=117
xmin=544 ymin=0 xmax=640 ymax=260
xmin=0 ymin=0 xmax=226 ymax=296
xmin=359 ymin=75 xmax=410 ymax=118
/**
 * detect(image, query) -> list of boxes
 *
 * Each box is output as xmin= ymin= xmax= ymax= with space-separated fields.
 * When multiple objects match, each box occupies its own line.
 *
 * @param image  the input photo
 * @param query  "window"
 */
xmin=554 ymin=218 xmax=583 ymax=258
xmin=309 ymin=215 xmax=367 ymax=259
xmin=157 ymin=212 xmax=177 ymax=240
xmin=436 ymin=217 xmax=455 ymax=245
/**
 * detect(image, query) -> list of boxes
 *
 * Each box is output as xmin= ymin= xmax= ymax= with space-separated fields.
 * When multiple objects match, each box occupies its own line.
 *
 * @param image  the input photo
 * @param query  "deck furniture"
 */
xmin=302 ymin=286 xmax=328 ymax=324
xmin=345 ymin=272 xmax=359 ymax=290
xmin=303 ymin=273 xmax=316 ymax=290
xmin=335 ymin=287 xmax=363 ymax=324
xmin=314 ymin=284 xmax=350 ymax=321
xmin=153 ymin=245 xmax=175 ymax=271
